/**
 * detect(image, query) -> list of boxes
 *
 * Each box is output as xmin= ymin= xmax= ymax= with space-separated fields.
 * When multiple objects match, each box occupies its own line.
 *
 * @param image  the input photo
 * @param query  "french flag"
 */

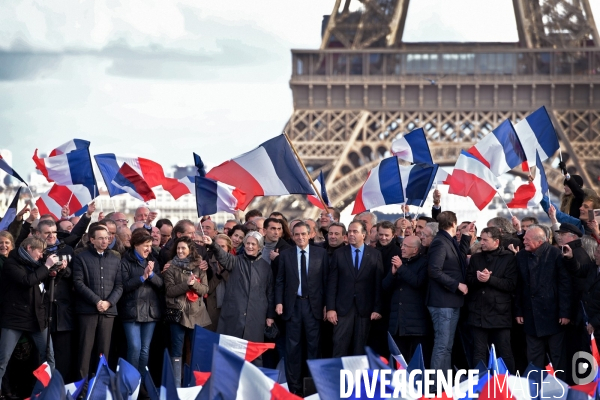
xmin=33 ymin=362 xmax=52 ymax=387
xmin=507 ymin=153 xmax=548 ymax=209
xmin=116 ymin=358 xmax=141 ymax=400
xmin=36 ymin=184 xmax=93 ymax=220
xmin=514 ymin=106 xmax=560 ymax=170
xmin=307 ymin=355 xmax=369 ymax=399
xmin=352 ymin=156 xmax=404 ymax=214
xmin=111 ymin=163 xmax=156 ymax=202
xmin=447 ymin=151 xmax=499 ymax=211
xmin=205 ymin=134 xmax=314 ymax=210
xmin=307 ymin=170 xmax=333 ymax=209
xmin=391 ymin=128 xmax=433 ymax=164
xmin=95 ymin=154 xmax=190 ymax=200
xmin=194 ymin=177 xmax=246 ymax=216
xmin=208 ymin=345 xmax=300 ymax=400
xmin=0 ymin=188 xmax=21 ymax=232
xmin=33 ymin=139 xmax=96 ymax=192
xmin=189 ymin=326 xmax=275 ymax=373
xmin=434 ymin=167 xmax=451 ymax=186
xmin=0 ymin=154 xmax=26 ymax=184
xmin=399 ymin=163 xmax=439 ymax=207
xmin=467 ymin=119 xmax=526 ymax=177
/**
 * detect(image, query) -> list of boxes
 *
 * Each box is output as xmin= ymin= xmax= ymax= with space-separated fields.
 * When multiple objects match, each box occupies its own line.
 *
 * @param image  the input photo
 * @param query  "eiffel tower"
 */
xmin=251 ymin=0 xmax=600 ymax=219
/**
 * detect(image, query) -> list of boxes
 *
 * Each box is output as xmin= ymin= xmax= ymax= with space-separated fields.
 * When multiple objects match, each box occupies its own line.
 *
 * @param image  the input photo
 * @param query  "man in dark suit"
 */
xmin=515 ymin=225 xmax=571 ymax=379
xmin=427 ymin=211 xmax=470 ymax=375
xmin=327 ymin=220 xmax=383 ymax=357
xmin=275 ymin=221 xmax=328 ymax=396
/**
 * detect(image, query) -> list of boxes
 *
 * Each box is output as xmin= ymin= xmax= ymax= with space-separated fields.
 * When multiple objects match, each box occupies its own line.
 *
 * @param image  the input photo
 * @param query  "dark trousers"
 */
xmin=77 ymin=314 xmax=115 ymax=379
xmin=332 ymin=304 xmax=370 ymax=357
xmin=285 ymin=298 xmax=320 ymax=394
xmin=471 ymin=327 xmax=515 ymax=373
xmin=526 ymin=331 xmax=565 ymax=380
xmin=51 ymin=331 xmax=72 ymax=382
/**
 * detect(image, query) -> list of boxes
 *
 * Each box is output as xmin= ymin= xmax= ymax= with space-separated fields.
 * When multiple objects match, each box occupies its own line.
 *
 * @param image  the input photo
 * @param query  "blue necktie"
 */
xmin=355 ymin=249 xmax=360 ymax=270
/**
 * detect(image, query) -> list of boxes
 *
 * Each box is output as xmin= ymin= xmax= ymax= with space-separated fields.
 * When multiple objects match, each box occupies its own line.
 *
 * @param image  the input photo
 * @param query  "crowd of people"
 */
xmin=0 ymin=165 xmax=599 ymax=398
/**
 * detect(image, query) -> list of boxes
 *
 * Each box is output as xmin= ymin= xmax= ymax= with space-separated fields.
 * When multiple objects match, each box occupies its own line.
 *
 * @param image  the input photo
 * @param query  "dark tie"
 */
xmin=301 ymin=250 xmax=308 ymax=297
xmin=355 ymin=249 xmax=360 ymax=270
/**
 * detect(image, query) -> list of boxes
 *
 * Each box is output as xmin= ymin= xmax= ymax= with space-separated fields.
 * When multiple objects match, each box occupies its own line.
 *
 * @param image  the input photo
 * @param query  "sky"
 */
xmin=1 ymin=0 xmax=600 ymax=181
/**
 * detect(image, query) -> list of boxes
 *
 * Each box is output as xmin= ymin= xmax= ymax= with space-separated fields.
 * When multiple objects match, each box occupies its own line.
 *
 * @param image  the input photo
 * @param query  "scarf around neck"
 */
xmin=171 ymin=256 xmax=195 ymax=271
xmin=18 ymin=246 xmax=42 ymax=268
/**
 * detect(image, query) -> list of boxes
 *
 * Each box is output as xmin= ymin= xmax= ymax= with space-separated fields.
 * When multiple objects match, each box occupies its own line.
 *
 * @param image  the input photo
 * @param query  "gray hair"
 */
xmin=425 ymin=222 xmax=439 ymax=237
xmin=487 ymin=217 xmax=515 ymax=234
xmin=527 ymin=224 xmax=548 ymax=242
xmin=356 ymin=211 xmax=377 ymax=225
xmin=581 ymin=235 xmax=598 ymax=261
xmin=243 ymin=231 xmax=264 ymax=250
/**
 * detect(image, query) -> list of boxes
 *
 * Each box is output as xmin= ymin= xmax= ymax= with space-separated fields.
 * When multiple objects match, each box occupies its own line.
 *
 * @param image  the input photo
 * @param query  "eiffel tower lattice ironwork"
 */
xmin=250 ymin=0 xmax=600 ymax=219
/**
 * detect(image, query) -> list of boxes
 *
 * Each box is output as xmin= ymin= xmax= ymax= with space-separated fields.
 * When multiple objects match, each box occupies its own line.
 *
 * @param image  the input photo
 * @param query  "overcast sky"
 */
xmin=2 ymin=0 xmax=600 ymax=179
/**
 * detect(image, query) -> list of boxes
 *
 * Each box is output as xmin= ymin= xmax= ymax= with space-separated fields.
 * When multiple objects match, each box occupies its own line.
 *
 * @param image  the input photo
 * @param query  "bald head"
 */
xmin=401 ymin=235 xmax=421 ymax=259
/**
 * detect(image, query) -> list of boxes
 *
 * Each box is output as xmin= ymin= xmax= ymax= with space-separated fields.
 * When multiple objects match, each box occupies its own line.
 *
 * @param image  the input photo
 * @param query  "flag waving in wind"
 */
xmin=399 ymin=163 xmax=439 ymax=207
xmin=507 ymin=153 xmax=548 ymax=208
xmin=391 ymin=128 xmax=433 ymax=165
xmin=307 ymin=170 xmax=332 ymax=209
xmin=352 ymin=157 xmax=404 ymax=214
xmin=447 ymin=151 xmax=499 ymax=210
xmin=33 ymin=139 xmax=97 ymax=219
xmin=206 ymin=134 xmax=314 ymax=210
xmin=514 ymin=106 xmax=560 ymax=170
xmin=467 ymin=119 xmax=526 ymax=176
xmin=95 ymin=154 xmax=189 ymax=200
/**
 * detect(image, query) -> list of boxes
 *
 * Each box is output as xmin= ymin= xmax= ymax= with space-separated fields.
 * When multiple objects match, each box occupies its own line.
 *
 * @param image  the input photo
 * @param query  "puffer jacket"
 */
xmin=118 ymin=250 xmax=164 ymax=322
xmin=72 ymin=244 xmax=123 ymax=316
xmin=163 ymin=257 xmax=211 ymax=329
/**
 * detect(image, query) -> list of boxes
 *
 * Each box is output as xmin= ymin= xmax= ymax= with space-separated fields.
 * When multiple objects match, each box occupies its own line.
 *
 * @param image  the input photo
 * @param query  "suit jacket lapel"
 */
xmin=356 ymin=246 xmax=369 ymax=278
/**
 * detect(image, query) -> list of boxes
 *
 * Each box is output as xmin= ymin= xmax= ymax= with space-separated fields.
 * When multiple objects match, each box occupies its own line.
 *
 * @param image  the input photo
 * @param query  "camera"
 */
xmin=43 ymin=241 xmax=71 ymax=271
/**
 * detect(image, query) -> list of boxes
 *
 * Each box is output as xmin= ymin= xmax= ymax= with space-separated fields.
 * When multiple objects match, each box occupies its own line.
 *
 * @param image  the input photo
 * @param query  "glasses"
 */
xmin=116 ymin=219 xmax=129 ymax=224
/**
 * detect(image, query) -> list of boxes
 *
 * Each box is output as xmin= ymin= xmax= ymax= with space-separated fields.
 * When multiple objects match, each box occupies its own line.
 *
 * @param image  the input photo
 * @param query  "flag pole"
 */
xmin=497 ymin=192 xmax=514 ymax=218
xmin=25 ymin=186 xmax=36 ymax=208
xmin=109 ymin=197 xmax=117 ymax=212
xmin=283 ymin=132 xmax=330 ymax=210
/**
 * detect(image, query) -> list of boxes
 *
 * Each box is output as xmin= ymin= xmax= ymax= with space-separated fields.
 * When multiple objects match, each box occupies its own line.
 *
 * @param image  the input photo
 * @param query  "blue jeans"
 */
xmin=122 ymin=321 xmax=156 ymax=372
xmin=0 ymin=328 xmax=55 ymax=382
xmin=428 ymin=307 xmax=460 ymax=374
xmin=170 ymin=323 xmax=193 ymax=358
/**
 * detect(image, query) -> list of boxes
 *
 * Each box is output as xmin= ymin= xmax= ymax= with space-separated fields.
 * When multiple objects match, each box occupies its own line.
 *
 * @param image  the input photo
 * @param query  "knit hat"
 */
xmin=564 ymin=174 xmax=583 ymax=187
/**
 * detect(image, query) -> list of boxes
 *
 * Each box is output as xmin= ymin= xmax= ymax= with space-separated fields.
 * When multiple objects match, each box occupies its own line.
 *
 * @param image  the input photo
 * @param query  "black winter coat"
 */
xmin=564 ymin=239 xmax=592 ymax=324
xmin=47 ymin=243 xmax=75 ymax=332
xmin=118 ymin=250 xmax=164 ymax=322
xmin=514 ymin=242 xmax=572 ymax=337
xmin=73 ymin=245 xmax=123 ymax=316
xmin=426 ymin=231 xmax=470 ymax=308
xmin=564 ymin=257 xmax=600 ymax=332
xmin=466 ymin=247 xmax=517 ymax=329
xmin=382 ymin=253 xmax=428 ymax=336
xmin=1 ymin=250 xmax=50 ymax=332
xmin=210 ymin=243 xmax=275 ymax=343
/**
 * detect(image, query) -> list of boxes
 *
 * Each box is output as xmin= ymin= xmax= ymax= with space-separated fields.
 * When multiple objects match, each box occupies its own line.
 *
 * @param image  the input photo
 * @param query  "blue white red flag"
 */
xmin=95 ymin=154 xmax=189 ymax=199
xmin=399 ymin=163 xmax=439 ymax=207
xmin=352 ymin=157 xmax=404 ymax=214
xmin=194 ymin=177 xmax=246 ymax=217
xmin=447 ymin=151 xmax=499 ymax=210
xmin=514 ymin=106 xmax=560 ymax=170
xmin=307 ymin=170 xmax=333 ymax=209
xmin=208 ymin=345 xmax=300 ymax=400
xmin=190 ymin=326 xmax=275 ymax=374
xmin=116 ymin=358 xmax=141 ymax=400
xmin=111 ymin=163 xmax=156 ymax=202
xmin=467 ymin=119 xmax=526 ymax=176
xmin=391 ymin=128 xmax=433 ymax=164
xmin=507 ymin=153 xmax=548 ymax=209
xmin=205 ymin=134 xmax=314 ymax=210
